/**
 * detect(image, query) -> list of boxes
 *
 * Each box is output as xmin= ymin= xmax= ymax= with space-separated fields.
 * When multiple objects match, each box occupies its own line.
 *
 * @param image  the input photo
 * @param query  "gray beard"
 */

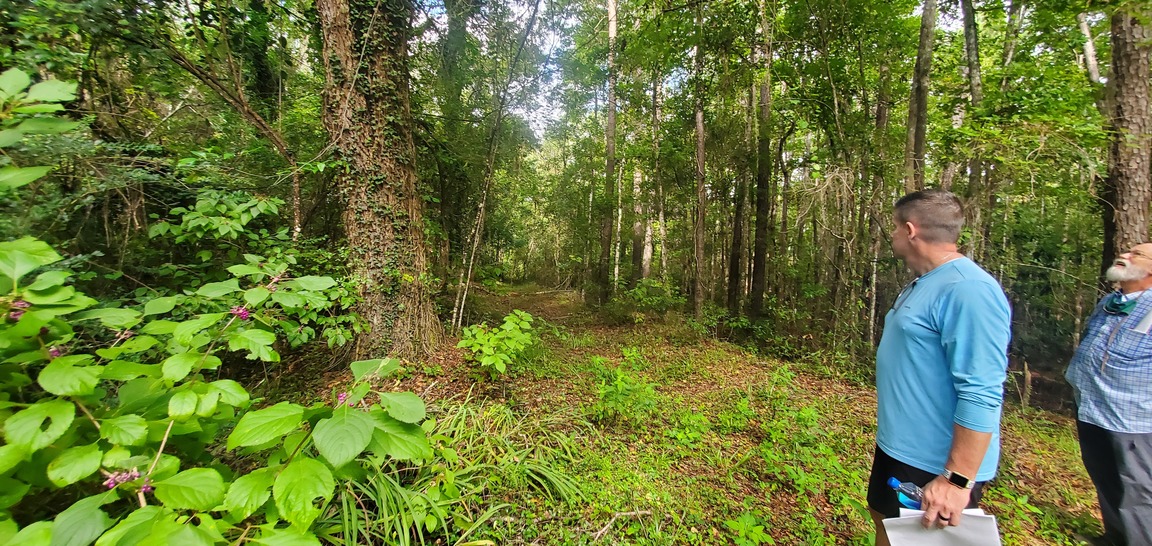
xmin=1106 ymin=260 xmax=1148 ymax=282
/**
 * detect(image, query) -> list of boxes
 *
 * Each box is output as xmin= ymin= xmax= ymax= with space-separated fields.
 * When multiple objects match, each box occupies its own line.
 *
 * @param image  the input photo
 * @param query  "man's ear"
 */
xmin=904 ymin=221 xmax=917 ymax=241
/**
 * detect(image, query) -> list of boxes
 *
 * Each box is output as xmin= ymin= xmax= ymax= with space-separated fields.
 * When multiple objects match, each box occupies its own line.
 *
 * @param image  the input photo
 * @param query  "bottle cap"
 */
xmin=887 ymin=477 xmax=901 ymax=489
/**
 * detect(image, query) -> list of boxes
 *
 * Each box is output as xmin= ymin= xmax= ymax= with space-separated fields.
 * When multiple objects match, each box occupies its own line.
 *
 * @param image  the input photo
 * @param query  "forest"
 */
xmin=1 ymin=0 xmax=1149 ymax=544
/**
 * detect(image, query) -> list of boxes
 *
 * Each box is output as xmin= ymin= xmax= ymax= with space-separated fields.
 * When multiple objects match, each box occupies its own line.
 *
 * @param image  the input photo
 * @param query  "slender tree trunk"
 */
xmin=1103 ymin=5 xmax=1152 ymax=265
xmin=728 ymin=89 xmax=752 ymax=315
xmin=692 ymin=3 xmax=706 ymax=316
xmin=1078 ymin=13 xmax=1108 ymax=115
xmin=316 ymin=0 xmax=442 ymax=358
xmin=903 ymin=0 xmax=937 ymax=192
xmin=631 ymin=168 xmax=645 ymax=287
xmin=999 ymin=1 xmax=1025 ymax=93
xmin=750 ymin=0 xmax=775 ymax=318
xmin=593 ymin=0 xmax=618 ymax=305
xmin=960 ymin=0 xmax=986 ymax=260
xmin=614 ymin=161 xmax=623 ymax=287
xmin=652 ymin=74 xmax=667 ymax=283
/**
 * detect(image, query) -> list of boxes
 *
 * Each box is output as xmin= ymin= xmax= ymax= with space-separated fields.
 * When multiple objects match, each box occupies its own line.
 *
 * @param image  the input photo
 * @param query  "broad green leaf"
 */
xmin=0 ymin=443 xmax=27 ymax=475
xmin=283 ymin=276 xmax=336 ymax=291
xmin=101 ymin=360 xmax=160 ymax=381
xmin=370 ymin=412 xmax=432 ymax=461
xmin=227 ymin=329 xmax=278 ymax=361
xmin=0 ymin=128 xmax=21 ymax=147
xmin=224 ymin=468 xmax=274 ymax=520
xmin=71 ymin=308 xmax=141 ymax=329
xmin=102 ymin=446 xmax=131 ymax=468
xmin=0 ymin=237 xmax=61 ymax=287
xmin=46 ymin=443 xmax=103 ymax=487
xmin=0 ymin=517 xmax=15 ymax=544
xmin=253 ymin=528 xmax=322 ymax=546
xmin=168 ymin=391 xmax=198 ymax=420
xmin=95 ymin=506 xmax=165 ymax=546
xmin=0 ymin=477 xmax=30 ymax=509
xmin=269 ymin=291 xmax=305 ymax=309
xmin=13 ymin=104 xmax=64 ymax=114
xmin=161 ymin=352 xmax=219 ymax=382
xmin=0 ymin=68 xmax=31 ymax=99
xmin=227 ymin=402 xmax=303 ymax=450
xmin=143 ymin=296 xmax=182 ymax=316
xmin=227 ymin=264 xmax=263 ymax=277
xmin=196 ymin=279 xmax=240 ymax=298
xmin=16 ymin=117 xmax=80 ymax=135
xmin=100 ymin=415 xmax=148 ymax=446
xmin=26 ymin=79 xmax=77 ymax=102
xmin=51 ymin=494 xmax=113 ymax=546
xmin=153 ymin=468 xmax=225 ymax=511
xmin=350 ymin=358 xmax=401 ymax=382
xmin=273 ymin=458 xmax=333 ymax=529
xmin=209 ymin=380 xmax=249 ymax=407
xmin=23 ymin=285 xmax=77 ymax=305
xmin=3 ymin=400 xmax=74 ymax=452
xmin=139 ymin=319 xmax=179 ymax=335
xmin=25 ymin=270 xmax=70 ymax=291
xmin=378 ymin=392 xmax=426 ymax=423
xmin=244 ymin=287 xmax=271 ymax=306
xmin=195 ymin=390 xmax=219 ymax=417
xmin=312 ymin=407 xmax=374 ymax=468
xmin=172 ymin=313 xmax=225 ymax=345
xmin=38 ymin=355 xmax=101 ymax=396
xmin=8 ymin=521 xmax=51 ymax=546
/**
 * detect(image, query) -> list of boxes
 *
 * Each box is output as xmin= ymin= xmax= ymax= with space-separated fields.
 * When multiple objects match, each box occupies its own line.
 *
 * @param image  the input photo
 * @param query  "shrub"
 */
xmin=457 ymin=310 xmax=536 ymax=379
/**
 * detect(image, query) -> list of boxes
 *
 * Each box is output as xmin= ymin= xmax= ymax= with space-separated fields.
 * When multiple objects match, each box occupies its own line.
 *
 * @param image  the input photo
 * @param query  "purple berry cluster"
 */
xmin=103 ymin=468 xmax=141 ymax=489
xmin=230 ymin=306 xmax=251 ymax=320
xmin=8 ymin=300 xmax=29 ymax=321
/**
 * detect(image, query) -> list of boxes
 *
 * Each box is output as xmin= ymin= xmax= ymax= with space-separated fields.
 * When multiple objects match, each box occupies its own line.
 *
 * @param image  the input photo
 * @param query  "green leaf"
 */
xmin=3 ymin=400 xmax=74 ymax=452
xmin=16 ymin=117 xmax=79 ymax=135
xmin=0 ymin=443 xmax=27 ymax=475
xmin=227 ymin=402 xmax=304 ymax=450
xmin=378 ymin=392 xmax=426 ymax=423
xmin=283 ymin=276 xmax=336 ymax=291
xmin=0 ymin=518 xmax=15 ymax=544
xmin=369 ymin=412 xmax=432 ymax=461
xmin=224 ymin=468 xmax=273 ymax=520
xmin=312 ymin=407 xmax=374 ymax=468
xmin=143 ymin=296 xmax=182 ymax=316
xmin=38 ymin=355 xmax=101 ymax=396
xmin=226 ymin=264 xmax=264 ymax=277
xmin=13 ymin=104 xmax=64 ymax=114
xmin=350 ymin=358 xmax=401 ymax=382
xmin=270 ymin=291 xmax=305 ymax=309
xmin=46 ymin=443 xmax=103 ymax=487
xmin=71 ymin=308 xmax=142 ymax=329
xmin=273 ymin=458 xmax=333 ymax=529
xmin=196 ymin=279 xmax=240 ymax=298
xmin=0 ymin=68 xmax=31 ymax=99
xmin=168 ymin=391 xmax=198 ymax=420
xmin=253 ymin=528 xmax=322 ymax=546
xmin=8 ymin=521 xmax=51 ymax=546
xmin=227 ymin=328 xmax=278 ymax=360
xmin=23 ymin=285 xmax=77 ymax=305
xmin=139 ymin=319 xmax=179 ymax=335
xmin=161 ymin=352 xmax=218 ymax=382
xmin=94 ymin=506 xmax=164 ymax=546
xmin=25 ymin=270 xmax=70 ymax=291
xmin=101 ymin=360 xmax=160 ymax=381
xmin=209 ymin=380 xmax=249 ymax=407
xmin=0 ymin=477 xmax=29 ymax=509
xmin=0 ymin=129 xmax=22 ymax=147
xmin=26 ymin=79 xmax=77 ymax=102
xmin=172 ymin=313 xmax=225 ymax=345
xmin=51 ymin=494 xmax=113 ymax=546
xmin=153 ymin=468 xmax=225 ymax=511
xmin=0 ymin=237 xmax=61 ymax=287
xmin=100 ymin=415 xmax=148 ymax=446
xmin=244 ymin=287 xmax=271 ymax=306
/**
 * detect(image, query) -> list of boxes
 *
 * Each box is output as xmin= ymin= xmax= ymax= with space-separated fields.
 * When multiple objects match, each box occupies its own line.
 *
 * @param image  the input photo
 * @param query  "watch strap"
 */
xmin=943 ymin=469 xmax=975 ymax=489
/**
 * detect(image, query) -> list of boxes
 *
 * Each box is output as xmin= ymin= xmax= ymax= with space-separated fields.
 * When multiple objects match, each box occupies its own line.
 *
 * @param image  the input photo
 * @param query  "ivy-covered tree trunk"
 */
xmin=316 ymin=0 xmax=443 ymax=359
xmin=1103 ymin=4 xmax=1151 ymax=261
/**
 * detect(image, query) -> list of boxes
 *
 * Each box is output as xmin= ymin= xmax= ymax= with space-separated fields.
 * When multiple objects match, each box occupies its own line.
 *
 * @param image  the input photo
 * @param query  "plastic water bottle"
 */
xmin=887 ymin=477 xmax=923 ymax=510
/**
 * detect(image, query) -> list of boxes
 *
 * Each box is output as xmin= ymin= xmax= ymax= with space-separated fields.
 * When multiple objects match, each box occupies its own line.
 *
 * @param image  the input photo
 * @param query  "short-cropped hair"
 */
xmin=894 ymin=189 xmax=964 ymax=244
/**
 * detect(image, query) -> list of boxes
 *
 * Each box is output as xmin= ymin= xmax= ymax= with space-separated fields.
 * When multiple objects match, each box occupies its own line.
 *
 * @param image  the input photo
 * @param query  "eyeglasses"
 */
xmin=890 ymin=280 xmax=918 ymax=312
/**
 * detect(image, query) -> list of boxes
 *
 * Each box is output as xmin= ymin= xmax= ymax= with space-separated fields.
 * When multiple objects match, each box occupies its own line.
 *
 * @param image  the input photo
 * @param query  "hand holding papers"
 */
xmin=882 ymin=508 xmax=1001 ymax=546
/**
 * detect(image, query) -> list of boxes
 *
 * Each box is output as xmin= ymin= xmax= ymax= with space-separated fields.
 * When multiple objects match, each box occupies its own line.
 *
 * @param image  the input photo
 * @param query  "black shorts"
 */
xmin=866 ymin=445 xmax=987 ymax=518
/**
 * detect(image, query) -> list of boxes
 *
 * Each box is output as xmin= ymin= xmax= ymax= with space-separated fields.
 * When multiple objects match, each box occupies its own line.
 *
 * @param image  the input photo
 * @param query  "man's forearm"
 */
xmin=945 ymin=424 xmax=993 ymax=479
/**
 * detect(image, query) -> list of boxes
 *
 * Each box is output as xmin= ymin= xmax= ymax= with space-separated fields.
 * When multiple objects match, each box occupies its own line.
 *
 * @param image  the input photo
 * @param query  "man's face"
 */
xmin=890 ymin=213 xmax=911 ymax=260
xmin=1106 ymin=244 xmax=1152 ymax=282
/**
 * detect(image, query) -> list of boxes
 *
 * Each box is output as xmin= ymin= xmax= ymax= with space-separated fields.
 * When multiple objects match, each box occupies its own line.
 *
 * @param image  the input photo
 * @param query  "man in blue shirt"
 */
xmin=1066 ymin=243 xmax=1152 ymax=546
xmin=867 ymin=189 xmax=1012 ymax=545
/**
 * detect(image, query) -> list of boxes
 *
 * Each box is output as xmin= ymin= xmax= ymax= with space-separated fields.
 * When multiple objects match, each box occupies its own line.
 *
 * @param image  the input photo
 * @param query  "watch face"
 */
xmin=947 ymin=472 xmax=971 ymax=488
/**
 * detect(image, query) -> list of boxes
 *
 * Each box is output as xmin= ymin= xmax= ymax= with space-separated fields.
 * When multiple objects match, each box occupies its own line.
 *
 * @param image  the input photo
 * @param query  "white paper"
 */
xmin=883 ymin=508 xmax=1001 ymax=546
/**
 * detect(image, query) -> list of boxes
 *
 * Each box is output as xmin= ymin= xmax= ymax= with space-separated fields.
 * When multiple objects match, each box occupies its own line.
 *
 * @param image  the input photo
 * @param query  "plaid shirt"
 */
xmin=1067 ymin=292 xmax=1152 ymax=433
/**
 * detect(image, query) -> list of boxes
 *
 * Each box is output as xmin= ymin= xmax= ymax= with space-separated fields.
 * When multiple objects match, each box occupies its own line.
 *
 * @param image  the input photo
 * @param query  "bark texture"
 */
xmin=903 ymin=0 xmax=937 ymax=192
xmin=316 ymin=0 xmax=443 ymax=358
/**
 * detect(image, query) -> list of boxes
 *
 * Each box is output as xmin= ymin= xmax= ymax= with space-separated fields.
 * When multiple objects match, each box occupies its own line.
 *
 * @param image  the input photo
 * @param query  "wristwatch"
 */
xmin=943 ymin=469 xmax=976 ymax=489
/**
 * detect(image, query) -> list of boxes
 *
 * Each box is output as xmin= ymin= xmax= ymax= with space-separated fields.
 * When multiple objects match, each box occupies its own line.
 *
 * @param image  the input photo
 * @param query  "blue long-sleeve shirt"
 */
xmin=876 ymin=257 xmax=1011 ymax=481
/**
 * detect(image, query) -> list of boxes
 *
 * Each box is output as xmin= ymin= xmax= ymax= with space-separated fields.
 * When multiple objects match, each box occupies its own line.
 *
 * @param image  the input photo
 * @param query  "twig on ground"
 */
xmin=592 ymin=510 xmax=653 ymax=542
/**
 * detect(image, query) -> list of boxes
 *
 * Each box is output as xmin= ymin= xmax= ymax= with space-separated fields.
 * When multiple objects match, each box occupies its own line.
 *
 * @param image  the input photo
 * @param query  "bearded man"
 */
xmin=1066 ymin=243 xmax=1152 ymax=546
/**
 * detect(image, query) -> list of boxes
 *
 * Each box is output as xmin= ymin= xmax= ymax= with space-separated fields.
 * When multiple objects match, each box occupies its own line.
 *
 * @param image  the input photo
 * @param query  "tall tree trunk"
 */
xmin=651 ymin=73 xmax=667 ymax=283
xmin=960 ymin=0 xmax=986 ymax=259
xmin=750 ymin=0 xmax=776 ymax=319
xmin=728 ymin=89 xmax=752 ymax=315
xmin=1103 ymin=5 xmax=1152 ymax=266
xmin=631 ymin=167 xmax=646 ymax=287
xmin=316 ymin=0 xmax=442 ymax=358
xmin=999 ymin=1 xmax=1025 ymax=93
xmin=592 ymin=0 xmax=618 ymax=305
xmin=1078 ymin=13 xmax=1108 ymax=115
xmin=903 ymin=0 xmax=937 ymax=192
xmin=692 ymin=3 xmax=706 ymax=316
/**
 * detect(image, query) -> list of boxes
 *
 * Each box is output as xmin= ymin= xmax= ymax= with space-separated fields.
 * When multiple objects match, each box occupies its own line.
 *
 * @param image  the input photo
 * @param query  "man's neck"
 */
xmin=1118 ymin=279 xmax=1152 ymax=295
xmin=907 ymin=245 xmax=961 ymax=276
